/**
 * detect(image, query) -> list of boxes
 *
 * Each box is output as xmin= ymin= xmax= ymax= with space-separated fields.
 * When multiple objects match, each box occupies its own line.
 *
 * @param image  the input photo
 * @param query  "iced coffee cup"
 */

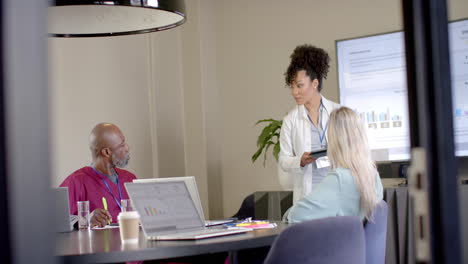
xmin=118 ymin=211 xmax=140 ymax=243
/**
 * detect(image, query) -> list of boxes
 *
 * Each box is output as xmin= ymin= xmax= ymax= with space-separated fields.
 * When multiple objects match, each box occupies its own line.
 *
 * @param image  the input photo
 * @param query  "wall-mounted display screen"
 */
xmin=450 ymin=19 xmax=468 ymax=157
xmin=337 ymin=31 xmax=409 ymax=161
xmin=336 ymin=18 xmax=468 ymax=161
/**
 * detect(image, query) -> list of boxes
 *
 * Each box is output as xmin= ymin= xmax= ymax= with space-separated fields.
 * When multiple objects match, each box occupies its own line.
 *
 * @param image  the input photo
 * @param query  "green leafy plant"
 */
xmin=251 ymin=118 xmax=282 ymax=167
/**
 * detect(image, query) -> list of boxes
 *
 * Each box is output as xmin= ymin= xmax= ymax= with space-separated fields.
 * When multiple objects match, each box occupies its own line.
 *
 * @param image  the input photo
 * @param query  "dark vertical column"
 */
xmin=3 ymin=0 xmax=55 ymax=263
xmin=0 ymin=0 xmax=12 ymax=261
xmin=402 ymin=0 xmax=461 ymax=263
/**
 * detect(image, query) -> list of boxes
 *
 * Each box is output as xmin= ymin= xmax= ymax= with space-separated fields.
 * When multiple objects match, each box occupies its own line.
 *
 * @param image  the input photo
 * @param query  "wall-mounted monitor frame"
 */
xmin=335 ymin=18 xmax=468 ymax=162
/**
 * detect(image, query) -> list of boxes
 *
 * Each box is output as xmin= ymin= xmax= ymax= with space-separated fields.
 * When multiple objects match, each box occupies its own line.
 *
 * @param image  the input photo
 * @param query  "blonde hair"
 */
xmin=327 ymin=107 xmax=378 ymax=220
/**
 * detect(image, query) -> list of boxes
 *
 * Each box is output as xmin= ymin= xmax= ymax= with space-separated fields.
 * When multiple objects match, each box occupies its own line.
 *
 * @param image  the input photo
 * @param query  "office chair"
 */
xmin=231 ymin=193 xmax=255 ymax=220
xmin=263 ymin=216 xmax=366 ymax=264
xmin=364 ymin=200 xmax=388 ymax=264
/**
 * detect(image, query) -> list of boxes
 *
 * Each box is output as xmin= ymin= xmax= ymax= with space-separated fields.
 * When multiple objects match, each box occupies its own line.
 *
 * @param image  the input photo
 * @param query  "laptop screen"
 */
xmin=125 ymin=181 xmax=205 ymax=235
xmin=53 ymin=187 xmax=73 ymax=232
xmin=132 ymin=176 xmax=205 ymax=221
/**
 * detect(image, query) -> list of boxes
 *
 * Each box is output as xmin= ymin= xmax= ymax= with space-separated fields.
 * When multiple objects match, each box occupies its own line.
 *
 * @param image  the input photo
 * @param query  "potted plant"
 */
xmin=252 ymin=118 xmax=293 ymax=190
xmin=251 ymin=118 xmax=282 ymax=167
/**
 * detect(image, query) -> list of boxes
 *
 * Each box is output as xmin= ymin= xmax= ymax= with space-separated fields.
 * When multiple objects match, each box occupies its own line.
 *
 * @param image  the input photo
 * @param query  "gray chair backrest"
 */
xmin=364 ymin=200 xmax=388 ymax=264
xmin=264 ymin=216 xmax=366 ymax=264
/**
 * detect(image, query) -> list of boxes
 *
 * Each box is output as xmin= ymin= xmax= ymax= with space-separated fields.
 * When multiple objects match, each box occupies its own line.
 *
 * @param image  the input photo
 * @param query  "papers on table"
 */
xmin=224 ymin=220 xmax=277 ymax=229
xmin=92 ymin=224 xmax=120 ymax=230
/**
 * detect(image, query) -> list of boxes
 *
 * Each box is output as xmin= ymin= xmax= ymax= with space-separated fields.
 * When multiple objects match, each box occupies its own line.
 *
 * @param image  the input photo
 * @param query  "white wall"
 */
xmin=149 ymin=30 xmax=187 ymax=180
xmin=49 ymin=35 xmax=154 ymax=185
xmin=49 ymin=0 xmax=468 ymax=218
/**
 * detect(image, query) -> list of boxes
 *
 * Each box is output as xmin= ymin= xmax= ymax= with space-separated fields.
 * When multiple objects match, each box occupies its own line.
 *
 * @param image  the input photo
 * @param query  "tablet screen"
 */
xmin=310 ymin=149 xmax=327 ymax=159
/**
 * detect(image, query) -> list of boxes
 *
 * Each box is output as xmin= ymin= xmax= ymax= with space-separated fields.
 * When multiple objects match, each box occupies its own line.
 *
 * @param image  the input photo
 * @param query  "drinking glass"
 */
xmin=77 ymin=201 xmax=90 ymax=230
xmin=121 ymin=199 xmax=133 ymax=212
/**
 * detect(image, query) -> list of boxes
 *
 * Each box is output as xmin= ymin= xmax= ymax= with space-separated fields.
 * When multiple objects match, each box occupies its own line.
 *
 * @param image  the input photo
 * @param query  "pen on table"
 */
xmin=102 ymin=197 xmax=110 ymax=225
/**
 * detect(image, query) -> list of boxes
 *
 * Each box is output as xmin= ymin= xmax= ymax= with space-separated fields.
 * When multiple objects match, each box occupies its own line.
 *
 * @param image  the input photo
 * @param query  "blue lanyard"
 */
xmin=319 ymin=121 xmax=329 ymax=145
xmin=91 ymin=165 xmax=122 ymax=209
xmin=318 ymin=102 xmax=329 ymax=145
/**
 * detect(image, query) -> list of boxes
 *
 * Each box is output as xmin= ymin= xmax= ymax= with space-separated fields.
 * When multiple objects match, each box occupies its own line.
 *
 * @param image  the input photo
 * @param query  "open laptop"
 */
xmin=53 ymin=187 xmax=77 ymax=232
xmin=125 ymin=180 xmax=250 ymax=240
xmin=133 ymin=177 xmax=234 ymax=227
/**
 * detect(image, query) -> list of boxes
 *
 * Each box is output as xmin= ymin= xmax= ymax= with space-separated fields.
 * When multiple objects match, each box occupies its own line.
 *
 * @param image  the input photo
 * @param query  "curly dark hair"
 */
xmin=284 ymin=44 xmax=330 ymax=92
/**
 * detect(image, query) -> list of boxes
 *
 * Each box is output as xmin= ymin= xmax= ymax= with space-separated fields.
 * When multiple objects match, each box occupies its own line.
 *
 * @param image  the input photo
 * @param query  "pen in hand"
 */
xmin=102 ymin=197 xmax=110 ymax=225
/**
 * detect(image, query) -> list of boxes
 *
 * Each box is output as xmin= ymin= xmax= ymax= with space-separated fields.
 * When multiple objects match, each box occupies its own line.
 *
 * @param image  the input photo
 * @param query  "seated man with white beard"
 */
xmin=60 ymin=123 xmax=137 ymax=228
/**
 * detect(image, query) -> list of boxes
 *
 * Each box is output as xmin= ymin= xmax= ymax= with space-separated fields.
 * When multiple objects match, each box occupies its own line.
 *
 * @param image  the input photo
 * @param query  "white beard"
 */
xmin=112 ymin=153 xmax=130 ymax=168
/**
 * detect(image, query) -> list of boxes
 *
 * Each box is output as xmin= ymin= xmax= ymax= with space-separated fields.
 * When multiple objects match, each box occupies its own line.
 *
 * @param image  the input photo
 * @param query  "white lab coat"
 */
xmin=278 ymin=96 xmax=341 ymax=204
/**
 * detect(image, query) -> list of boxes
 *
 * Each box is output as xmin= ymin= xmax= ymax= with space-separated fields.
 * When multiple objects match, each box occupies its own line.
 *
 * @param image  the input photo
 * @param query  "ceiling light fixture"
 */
xmin=49 ymin=0 xmax=186 ymax=37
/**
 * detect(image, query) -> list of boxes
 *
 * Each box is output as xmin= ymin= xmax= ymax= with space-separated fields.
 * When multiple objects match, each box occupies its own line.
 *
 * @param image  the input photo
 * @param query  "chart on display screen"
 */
xmin=336 ymin=19 xmax=468 ymax=160
xmin=449 ymin=19 xmax=468 ymax=157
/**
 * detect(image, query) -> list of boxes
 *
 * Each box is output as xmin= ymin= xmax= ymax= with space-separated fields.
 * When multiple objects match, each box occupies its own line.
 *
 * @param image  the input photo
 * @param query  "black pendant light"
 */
xmin=49 ymin=0 xmax=186 ymax=37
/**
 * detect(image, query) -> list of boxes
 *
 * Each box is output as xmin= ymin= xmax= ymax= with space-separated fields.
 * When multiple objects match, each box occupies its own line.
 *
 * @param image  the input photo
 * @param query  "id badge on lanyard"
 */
xmin=316 ymin=156 xmax=330 ymax=169
xmin=311 ymin=149 xmax=330 ymax=169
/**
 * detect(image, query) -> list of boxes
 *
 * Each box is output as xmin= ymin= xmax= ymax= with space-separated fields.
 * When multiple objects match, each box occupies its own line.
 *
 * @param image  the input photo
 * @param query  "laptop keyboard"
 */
xmin=149 ymin=228 xmax=250 ymax=240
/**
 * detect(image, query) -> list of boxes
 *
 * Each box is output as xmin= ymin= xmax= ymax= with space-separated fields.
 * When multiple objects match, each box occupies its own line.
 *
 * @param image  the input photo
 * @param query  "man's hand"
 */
xmin=90 ymin=208 xmax=112 ymax=228
xmin=300 ymin=152 xmax=317 ymax=167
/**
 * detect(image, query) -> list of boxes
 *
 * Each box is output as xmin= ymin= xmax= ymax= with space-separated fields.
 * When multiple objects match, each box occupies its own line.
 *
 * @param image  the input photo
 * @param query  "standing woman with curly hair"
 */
xmin=279 ymin=44 xmax=341 ymax=204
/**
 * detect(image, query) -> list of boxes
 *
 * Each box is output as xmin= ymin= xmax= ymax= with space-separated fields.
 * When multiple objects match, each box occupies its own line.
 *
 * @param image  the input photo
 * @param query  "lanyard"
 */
xmin=318 ymin=102 xmax=329 ymax=145
xmin=319 ymin=121 xmax=329 ymax=145
xmin=91 ymin=165 xmax=122 ymax=209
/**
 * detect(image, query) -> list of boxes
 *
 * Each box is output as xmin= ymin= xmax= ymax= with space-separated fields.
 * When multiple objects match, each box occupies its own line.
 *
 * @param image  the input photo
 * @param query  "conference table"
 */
xmin=56 ymin=222 xmax=287 ymax=263
xmin=57 ymin=186 xmax=468 ymax=263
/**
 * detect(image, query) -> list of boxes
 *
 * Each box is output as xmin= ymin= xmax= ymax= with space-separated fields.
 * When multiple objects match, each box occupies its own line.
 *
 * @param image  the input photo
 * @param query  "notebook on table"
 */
xmin=132 ymin=177 xmax=234 ymax=227
xmin=124 ymin=180 xmax=250 ymax=240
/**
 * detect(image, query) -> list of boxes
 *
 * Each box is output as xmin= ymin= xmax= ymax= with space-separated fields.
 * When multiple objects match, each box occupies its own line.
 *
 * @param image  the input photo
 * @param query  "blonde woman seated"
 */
xmin=287 ymin=107 xmax=383 ymax=223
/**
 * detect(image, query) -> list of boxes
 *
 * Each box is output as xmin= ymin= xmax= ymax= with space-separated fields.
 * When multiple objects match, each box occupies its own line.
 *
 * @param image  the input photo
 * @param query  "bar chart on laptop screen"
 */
xmin=127 ymin=182 xmax=203 ymax=231
xmin=337 ymin=32 xmax=410 ymax=161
